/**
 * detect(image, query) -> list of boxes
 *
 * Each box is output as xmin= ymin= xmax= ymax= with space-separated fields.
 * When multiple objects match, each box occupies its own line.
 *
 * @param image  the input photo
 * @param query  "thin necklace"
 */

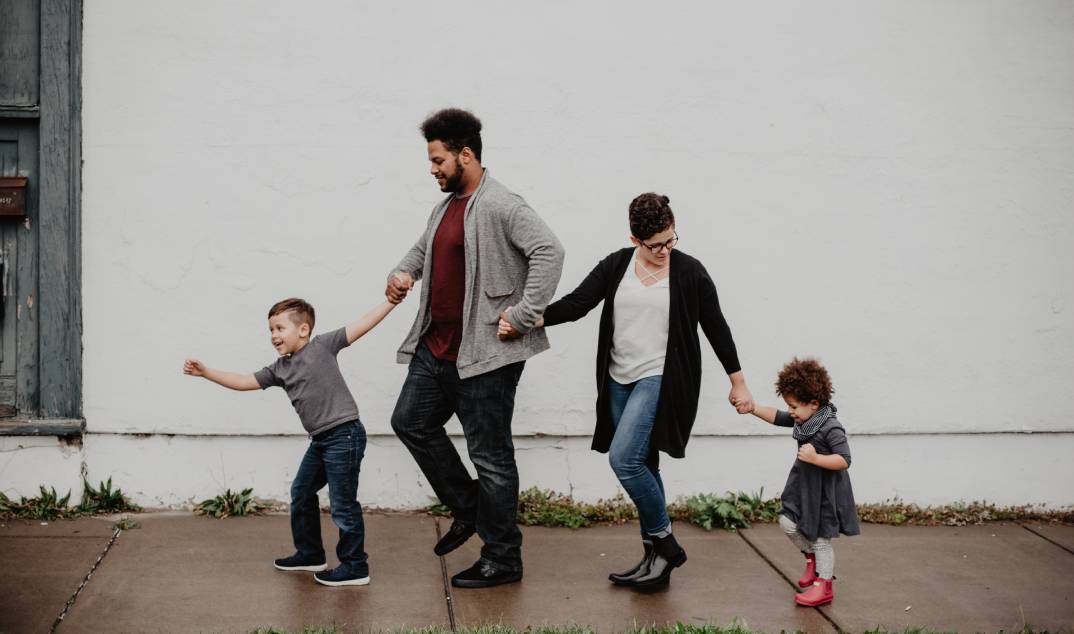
xmin=636 ymin=258 xmax=668 ymax=283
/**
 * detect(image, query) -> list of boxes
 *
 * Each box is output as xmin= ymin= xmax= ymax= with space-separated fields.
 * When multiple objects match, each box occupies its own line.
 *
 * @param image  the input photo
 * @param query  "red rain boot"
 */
xmin=797 ymin=552 xmax=817 ymax=588
xmin=795 ymin=577 xmax=834 ymax=607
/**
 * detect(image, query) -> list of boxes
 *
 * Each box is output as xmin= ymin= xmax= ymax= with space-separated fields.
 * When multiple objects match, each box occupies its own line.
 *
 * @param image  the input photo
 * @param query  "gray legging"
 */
xmin=779 ymin=514 xmax=834 ymax=580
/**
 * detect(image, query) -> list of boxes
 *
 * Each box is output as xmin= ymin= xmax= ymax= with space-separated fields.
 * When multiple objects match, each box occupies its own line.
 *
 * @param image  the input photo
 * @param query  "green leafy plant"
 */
xmin=0 ymin=486 xmax=74 ymax=520
xmin=517 ymin=488 xmax=595 ymax=528
xmin=78 ymin=477 xmax=142 ymax=515
xmin=425 ymin=501 xmax=452 ymax=516
xmin=671 ymin=489 xmax=782 ymax=531
xmin=112 ymin=516 xmax=140 ymax=530
xmin=194 ymin=488 xmax=269 ymax=519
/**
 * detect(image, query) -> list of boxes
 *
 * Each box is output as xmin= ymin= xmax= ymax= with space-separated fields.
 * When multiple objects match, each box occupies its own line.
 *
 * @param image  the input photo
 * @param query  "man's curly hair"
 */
xmin=775 ymin=357 xmax=834 ymax=405
xmin=628 ymin=193 xmax=675 ymax=241
xmin=420 ymin=108 xmax=483 ymax=161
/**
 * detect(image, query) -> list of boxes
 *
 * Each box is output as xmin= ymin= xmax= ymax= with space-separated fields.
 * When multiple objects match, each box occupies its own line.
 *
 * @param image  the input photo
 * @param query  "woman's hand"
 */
xmin=498 ymin=312 xmax=521 ymax=340
xmin=497 ymin=307 xmax=544 ymax=341
xmin=728 ymin=379 xmax=754 ymax=414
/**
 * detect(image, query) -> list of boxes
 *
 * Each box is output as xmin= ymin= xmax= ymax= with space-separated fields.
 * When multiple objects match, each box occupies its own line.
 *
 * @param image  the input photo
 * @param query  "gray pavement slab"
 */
xmin=59 ymin=512 xmax=449 ymax=633
xmin=741 ymin=522 xmax=1074 ymax=633
xmin=0 ymin=518 xmax=117 ymax=634
xmin=0 ymin=515 xmax=117 ymax=537
xmin=1021 ymin=522 xmax=1074 ymax=555
xmin=445 ymin=521 xmax=835 ymax=633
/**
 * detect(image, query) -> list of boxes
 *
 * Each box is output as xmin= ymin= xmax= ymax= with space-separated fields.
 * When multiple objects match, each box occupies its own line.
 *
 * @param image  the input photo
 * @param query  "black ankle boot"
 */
xmin=622 ymin=532 xmax=687 ymax=589
xmin=608 ymin=540 xmax=654 ymax=585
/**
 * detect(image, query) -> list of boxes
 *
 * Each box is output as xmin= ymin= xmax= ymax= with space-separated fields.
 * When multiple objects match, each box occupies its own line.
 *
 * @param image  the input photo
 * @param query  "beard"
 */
xmin=440 ymin=156 xmax=465 ymax=193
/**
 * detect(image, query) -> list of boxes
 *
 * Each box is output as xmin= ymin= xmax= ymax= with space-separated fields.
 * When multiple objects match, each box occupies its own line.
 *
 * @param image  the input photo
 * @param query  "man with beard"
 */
xmin=386 ymin=108 xmax=564 ymax=587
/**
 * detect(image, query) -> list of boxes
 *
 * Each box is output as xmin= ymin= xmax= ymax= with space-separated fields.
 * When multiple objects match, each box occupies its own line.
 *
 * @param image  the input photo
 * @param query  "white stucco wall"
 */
xmin=14 ymin=1 xmax=1071 ymax=507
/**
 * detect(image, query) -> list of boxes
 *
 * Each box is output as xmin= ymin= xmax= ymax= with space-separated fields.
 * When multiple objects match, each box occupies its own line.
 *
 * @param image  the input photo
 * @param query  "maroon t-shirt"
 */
xmin=424 ymin=195 xmax=469 ymax=361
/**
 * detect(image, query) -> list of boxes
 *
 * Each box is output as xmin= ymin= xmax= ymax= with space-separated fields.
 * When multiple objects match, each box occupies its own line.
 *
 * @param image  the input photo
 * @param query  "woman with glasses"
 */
xmin=498 ymin=192 xmax=753 ymax=589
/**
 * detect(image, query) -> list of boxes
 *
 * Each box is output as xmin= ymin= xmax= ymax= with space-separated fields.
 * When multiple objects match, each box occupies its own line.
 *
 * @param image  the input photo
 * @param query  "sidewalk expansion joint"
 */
xmin=1019 ymin=522 xmax=1074 ymax=556
xmin=435 ymin=518 xmax=458 ymax=631
xmin=735 ymin=529 xmax=844 ymax=634
xmin=50 ymin=526 xmax=124 ymax=633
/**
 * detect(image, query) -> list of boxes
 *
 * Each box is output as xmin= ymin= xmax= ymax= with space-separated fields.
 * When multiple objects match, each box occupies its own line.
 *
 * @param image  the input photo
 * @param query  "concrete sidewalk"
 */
xmin=1 ymin=512 xmax=1071 ymax=633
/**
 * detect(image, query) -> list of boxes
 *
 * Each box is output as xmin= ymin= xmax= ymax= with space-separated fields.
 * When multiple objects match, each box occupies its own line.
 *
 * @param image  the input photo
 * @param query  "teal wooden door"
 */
xmin=0 ymin=121 xmax=38 ymax=418
xmin=0 ymin=0 xmax=80 ymax=425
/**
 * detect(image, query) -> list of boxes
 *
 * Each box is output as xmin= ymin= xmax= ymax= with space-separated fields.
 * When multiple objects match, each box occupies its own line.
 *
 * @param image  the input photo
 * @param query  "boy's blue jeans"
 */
xmin=607 ymin=375 xmax=670 ymax=536
xmin=290 ymin=419 xmax=368 ymax=576
xmin=391 ymin=341 xmax=525 ymax=572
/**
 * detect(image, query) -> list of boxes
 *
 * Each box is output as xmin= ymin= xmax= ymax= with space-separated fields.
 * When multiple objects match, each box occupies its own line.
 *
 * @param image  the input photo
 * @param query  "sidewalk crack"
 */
xmin=1019 ymin=522 xmax=1074 ymax=556
xmin=50 ymin=526 xmax=124 ymax=633
xmin=435 ymin=518 xmax=458 ymax=632
xmin=736 ymin=529 xmax=844 ymax=634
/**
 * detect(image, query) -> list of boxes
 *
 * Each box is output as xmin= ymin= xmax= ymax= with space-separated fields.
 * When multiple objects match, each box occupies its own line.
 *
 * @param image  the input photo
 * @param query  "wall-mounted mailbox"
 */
xmin=0 ymin=177 xmax=28 ymax=218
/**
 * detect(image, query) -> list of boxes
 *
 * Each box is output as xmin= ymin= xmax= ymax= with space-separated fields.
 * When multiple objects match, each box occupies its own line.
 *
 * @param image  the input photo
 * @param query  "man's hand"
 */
xmin=183 ymin=359 xmax=206 ymax=377
xmin=386 ymin=272 xmax=414 ymax=304
xmin=797 ymin=443 xmax=818 ymax=464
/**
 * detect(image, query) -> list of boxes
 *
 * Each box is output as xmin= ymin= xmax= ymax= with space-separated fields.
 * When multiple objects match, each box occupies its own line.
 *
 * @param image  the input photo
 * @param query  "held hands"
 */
xmin=497 ymin=307 xmax=521 ymax=341
xmin=728 ymin=382 xmax=755 ymax=414
xmin=497 ymin=306 xmax=544 ymax=341
xmin=797 ymin=443 xmax=818 ymax=464
xmin=183 ymin=358 xmax=206 ymax=377
xmin=385 ymin=272 xmax=414 ymax=304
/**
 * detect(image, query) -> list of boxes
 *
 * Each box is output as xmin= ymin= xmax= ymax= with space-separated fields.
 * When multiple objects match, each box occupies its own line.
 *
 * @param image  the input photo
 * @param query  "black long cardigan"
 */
xmin=542 ymin=248 xmax=741 ymax=458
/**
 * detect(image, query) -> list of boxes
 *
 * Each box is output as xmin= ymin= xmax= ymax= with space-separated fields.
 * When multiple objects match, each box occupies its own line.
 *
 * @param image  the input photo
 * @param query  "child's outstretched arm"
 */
xmin=345 ymin=300 xmax=396 ymax=345
xmin=184 ymin=359 xmax=260 ymax=391
xmin=746 ymin=404 xmax=779 ymax=424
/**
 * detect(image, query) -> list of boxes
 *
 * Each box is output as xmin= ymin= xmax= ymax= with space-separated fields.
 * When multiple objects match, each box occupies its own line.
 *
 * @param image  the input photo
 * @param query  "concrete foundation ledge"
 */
xmin=1 ymin=432 xmax=1071 ymax=509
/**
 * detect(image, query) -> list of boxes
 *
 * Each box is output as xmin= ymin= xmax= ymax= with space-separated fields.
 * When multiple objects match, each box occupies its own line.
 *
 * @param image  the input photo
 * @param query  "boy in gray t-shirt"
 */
xmin=184 ymin=297 xmax=395 ymax=586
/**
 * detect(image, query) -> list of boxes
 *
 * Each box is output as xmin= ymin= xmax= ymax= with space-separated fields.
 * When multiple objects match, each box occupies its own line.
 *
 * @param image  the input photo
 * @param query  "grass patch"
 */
xmin=194 ymin=487 xmax=270 ymax=519
xmin=0 ymin=478 xmax=141 ymax=520
xmin=858 ymin=499 xmax=1074 ymax=527
xmin=79 ymin=477 xmax=142 ymax=514
xmin=0 ymin=486 xmax=74 ymax=520
xmin=518 ymin=489 xmax=639 ymax=528
xmin=246 ymin=625 xmax=1055 ymax=634
xmin=425 ymin=488 xmax=1074 ymax=530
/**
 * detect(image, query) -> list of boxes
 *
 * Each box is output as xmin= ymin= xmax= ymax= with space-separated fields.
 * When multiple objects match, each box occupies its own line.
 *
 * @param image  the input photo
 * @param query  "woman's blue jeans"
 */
xmin=607 ymin=375 xmax=670 ymax=536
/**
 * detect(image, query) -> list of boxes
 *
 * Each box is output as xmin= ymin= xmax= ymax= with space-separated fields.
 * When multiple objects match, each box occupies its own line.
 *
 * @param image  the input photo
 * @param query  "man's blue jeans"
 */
xmin=290 ymin=419 xmax=368 ymax=576
xmin=391 ymin=342 xmax=525 ymax=571
xmin=607 ymin=375 xmax=670 ymax=536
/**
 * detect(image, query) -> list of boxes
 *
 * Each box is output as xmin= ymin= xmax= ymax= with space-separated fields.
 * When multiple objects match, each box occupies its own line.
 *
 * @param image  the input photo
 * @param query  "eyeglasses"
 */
xmin=637 ymin=232 xmax=679 ymax=254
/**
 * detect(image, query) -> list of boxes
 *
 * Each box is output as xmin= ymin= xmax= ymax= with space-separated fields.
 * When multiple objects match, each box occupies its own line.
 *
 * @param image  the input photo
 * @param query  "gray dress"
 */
xmin=775 ymin=410 xmax=861 ymax=542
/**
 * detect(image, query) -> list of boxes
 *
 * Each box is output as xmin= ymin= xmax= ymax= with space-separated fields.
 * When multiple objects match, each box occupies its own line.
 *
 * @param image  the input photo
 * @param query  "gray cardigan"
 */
xmin=390 ymin=170 xmax=564 ymax=379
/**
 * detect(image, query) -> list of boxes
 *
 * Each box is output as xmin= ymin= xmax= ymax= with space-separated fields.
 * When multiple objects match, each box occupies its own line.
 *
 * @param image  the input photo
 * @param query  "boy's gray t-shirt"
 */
xmin=254 ymin=327 xmax=359 ymax=436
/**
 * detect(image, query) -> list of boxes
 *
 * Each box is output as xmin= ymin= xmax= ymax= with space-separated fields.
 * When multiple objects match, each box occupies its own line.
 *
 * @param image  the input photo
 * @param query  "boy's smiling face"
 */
xmin=783 ymin=395 xmax=821 ymax=424
xmin=268 ymin=311 xmax=310 ymax=356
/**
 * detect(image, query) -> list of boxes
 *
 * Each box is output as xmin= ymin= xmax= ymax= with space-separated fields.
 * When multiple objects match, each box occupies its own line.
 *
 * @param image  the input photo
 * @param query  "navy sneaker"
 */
xmin=273 ymin=552 xmax=327 ymax=572
xmin=315 ymin=566 xmax=371 ymax=587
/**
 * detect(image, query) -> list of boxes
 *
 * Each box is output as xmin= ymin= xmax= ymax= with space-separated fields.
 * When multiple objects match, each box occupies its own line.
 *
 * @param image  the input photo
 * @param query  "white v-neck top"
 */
xmin=609 ymin=258 xmax=670 ymax=384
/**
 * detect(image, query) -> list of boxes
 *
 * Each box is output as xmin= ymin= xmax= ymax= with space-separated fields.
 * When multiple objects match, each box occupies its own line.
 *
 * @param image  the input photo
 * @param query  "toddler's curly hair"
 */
xmin=775 ymin=357 xmax=834 ymax=405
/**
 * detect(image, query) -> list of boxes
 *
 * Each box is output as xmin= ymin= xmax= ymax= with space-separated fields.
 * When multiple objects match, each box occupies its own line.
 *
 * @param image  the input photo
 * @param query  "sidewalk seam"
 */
xmin=50 ymin=526 xmax=123 ymax=633
xmin=736 ymin=529 xmax=844 ymax=634
xmin=434 ymin=518 xmax=458 ymax=632
xmin=1019 ymin=523 xmax=1074 ymax=556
